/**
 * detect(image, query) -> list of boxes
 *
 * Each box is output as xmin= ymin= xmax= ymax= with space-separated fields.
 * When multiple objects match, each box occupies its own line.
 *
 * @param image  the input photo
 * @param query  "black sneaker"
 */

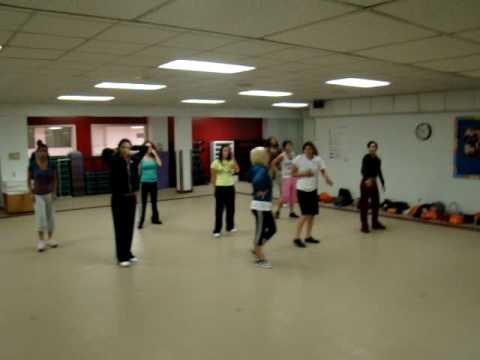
xmin=361 ymin=227 xmax=370 ymax=233
xmin=275 ymin=211 xmax=280 ymax=219
xmin=305 ymin=237 xmax=320 ymax=244
xmin=138 ymin=223 xmax=144 ymax=230
xmin=289 ymin=212 xmax=299 ymax=218
xmin=293 ymin=239 xmax=306 ymax=248
xmin=152 ymin=219 xmax=163 ymax=225
xmin=372 ymin=222 xmax=386 ymax=230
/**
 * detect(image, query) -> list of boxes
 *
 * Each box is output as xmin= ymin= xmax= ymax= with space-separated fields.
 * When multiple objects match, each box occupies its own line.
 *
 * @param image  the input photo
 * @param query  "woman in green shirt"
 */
xmin=138 ymin=141 xmax=163 ymax=229
xmin=211 ymin=145 xmax=240 ymax=237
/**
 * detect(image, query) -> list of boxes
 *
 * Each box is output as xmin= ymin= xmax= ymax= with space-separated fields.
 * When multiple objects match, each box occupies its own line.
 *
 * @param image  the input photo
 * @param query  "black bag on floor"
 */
xmin=334 ymin=188 xmax=353 ymax=208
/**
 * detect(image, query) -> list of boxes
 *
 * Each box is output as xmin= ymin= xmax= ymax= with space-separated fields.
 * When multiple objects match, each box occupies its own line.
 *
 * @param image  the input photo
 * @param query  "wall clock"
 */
xmin=416 ymin=122 xmax=432 ymax=141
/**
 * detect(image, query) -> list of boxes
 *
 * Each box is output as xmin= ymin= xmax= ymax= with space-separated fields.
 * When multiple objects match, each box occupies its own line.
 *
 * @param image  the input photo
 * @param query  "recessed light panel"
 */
xmin=58 ymin=95 xmax=115 ymax=102
xmin=326 ymin=78 xmax=390 ymax=88
xmin=239 ymin=90 xmax=292 ymax=97
xmin=159 ymin=60 xmax=255 ymax=74
xmin=95 ymin=82 xmax=166 ymax=90
xmin=181 ymin=99 xmax=226 ymax=104
xmin=273 ymin=102 xmax=309 ymax=108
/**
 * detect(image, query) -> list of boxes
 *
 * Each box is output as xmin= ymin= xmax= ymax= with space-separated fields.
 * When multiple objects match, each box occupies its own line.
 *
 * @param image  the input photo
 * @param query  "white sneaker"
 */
xmin=228 ymin=228 xmax=238 ymax=233
xmin=255 ymin=259 xmax=273 ymax=269
xmin=47 ymin=240 xmax=59 ymax=248
xmin=119 ymin=261 xmax=131 ymax=268
xmin=213 ymin=233 xmax=221 ymax=238
xmin=129 ymin=257 xmax=139 ymax=264
xmin=37 ymin=240 xmax=47 ymax=252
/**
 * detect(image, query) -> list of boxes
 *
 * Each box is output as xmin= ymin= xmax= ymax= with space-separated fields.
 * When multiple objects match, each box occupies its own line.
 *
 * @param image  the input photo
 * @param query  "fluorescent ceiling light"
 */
xmin=159 ymin=60 xmax=255 ymax=74
xmin=57 ymin=95 xmax=114 ymax=102
xmin=181 ymin=99 xmax=226 ymax=104
xmin=95 ymin=82 xmax=166 ymax=91
xmin=239 ymin=90 xmax=292 ymax=97
xmin=326 ymin=78 xmax=390 ymax=88
xmin=131 ymin=126 xmax=144 ymax=129
xmin=48 ymin=126 xmax=63 ymax=130
xmin=273 ymin=102 xmax=309 ymax=108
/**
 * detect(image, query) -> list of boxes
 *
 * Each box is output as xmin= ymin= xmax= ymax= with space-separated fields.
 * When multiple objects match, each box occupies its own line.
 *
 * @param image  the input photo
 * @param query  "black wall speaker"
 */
xmin=313 ymin=99 xmax=325 ymax=109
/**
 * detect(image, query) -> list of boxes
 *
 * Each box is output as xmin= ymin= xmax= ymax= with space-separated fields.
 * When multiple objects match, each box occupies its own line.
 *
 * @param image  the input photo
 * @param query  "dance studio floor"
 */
xmin=1 ymin=186 xmax=479 ymax=360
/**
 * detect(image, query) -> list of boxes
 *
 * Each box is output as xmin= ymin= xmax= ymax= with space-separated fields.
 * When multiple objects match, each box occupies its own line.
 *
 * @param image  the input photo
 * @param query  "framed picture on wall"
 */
xmin=454 ymin=117 xmax=480 ymax=178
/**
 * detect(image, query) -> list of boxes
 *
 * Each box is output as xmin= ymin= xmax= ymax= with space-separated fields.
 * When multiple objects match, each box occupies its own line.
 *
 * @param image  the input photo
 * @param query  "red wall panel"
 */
xmin=192 ymin=117 xmax=263 ymax=178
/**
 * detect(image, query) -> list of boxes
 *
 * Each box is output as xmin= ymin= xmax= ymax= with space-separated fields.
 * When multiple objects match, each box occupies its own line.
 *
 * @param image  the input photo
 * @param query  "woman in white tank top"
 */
xmin=271 ymin=140 xmax=299 ymax=219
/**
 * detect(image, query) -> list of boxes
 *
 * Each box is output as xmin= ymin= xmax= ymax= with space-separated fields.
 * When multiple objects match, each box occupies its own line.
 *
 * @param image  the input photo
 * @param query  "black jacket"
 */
xmin=102 ymin=146 xmax=147 ymax=196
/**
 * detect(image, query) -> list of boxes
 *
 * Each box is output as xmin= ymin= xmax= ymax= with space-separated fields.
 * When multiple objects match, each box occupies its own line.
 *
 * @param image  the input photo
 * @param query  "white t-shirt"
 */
xmin=293 ymin=154 xmax=326 ymax=192
xmin=280 ymin=151 xmax=296 ymax=178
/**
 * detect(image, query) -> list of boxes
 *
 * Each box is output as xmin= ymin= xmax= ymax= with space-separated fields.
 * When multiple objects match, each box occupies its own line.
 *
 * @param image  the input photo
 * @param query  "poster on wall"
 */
xmin=454 ymin=117 xmax=480 ymax=178
xmin=328 ymin=125 xmax=349 ymax=162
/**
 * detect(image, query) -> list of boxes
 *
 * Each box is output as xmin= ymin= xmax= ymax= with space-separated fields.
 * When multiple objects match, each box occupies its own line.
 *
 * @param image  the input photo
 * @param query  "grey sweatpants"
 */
xmin=35 ymin=194 xmax=55 ymax=233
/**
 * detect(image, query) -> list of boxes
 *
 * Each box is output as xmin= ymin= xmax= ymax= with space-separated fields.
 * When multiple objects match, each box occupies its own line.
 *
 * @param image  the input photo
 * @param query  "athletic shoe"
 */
xmin=130 ymin=257 xmax=139 ymax=263
xmin=46 ymin=240 xmax=59 ymax=248
xmin=305 ymin=237 xmax=320 ymax=244
xmin=275 ymin=211 xmax=280 ymax=219
xmin=119 ymin=261 xmax=131 ymax=268
xmin=289 ymin=212 xmax=299 ymax=218
xmin=152 ymin=219 xmax=162 ymax=225
xmin=293 ymin=239 xmax=306 ymax=248
xmin=372 ymin=222 xmax=386 ymax=230
xmin=37 ymin=240 xmax=47 ymax=252
xmin=213 ymin=233 xmax=221 ymax=238
xmin=138 ymin=223 xmax=144 ymax=230
xmin=228 ymin=228 xmax=238 ymax=233
xmin=255 ymin=259 xmax=273 ymax=269
xmin=361 ymin=227 xmax=370 ymax=234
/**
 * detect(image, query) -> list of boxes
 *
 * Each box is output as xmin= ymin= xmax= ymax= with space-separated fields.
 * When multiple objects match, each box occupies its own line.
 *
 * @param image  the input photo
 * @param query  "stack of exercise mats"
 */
xmin=192 ymin=140 xmax=208 ymax=186
xmin=84 ymin=156 xmax=111 ymax=195
xmin=53 ymin=157 xmax=72 ymax=197
xmin=69 ymin=151 xmax=85 ymax=196
xmin=85 ymin=171 xmax=111 ymax=195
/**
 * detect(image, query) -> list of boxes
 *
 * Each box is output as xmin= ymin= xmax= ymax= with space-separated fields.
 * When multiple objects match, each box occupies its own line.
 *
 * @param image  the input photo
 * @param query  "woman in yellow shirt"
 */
xmin=211 ymin=145 xmax=240 ymax=237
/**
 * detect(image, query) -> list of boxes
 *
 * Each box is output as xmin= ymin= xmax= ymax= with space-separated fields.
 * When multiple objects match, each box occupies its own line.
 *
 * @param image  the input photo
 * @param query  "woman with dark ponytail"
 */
xmin=102 ymin=139 xmax=147 ymax=267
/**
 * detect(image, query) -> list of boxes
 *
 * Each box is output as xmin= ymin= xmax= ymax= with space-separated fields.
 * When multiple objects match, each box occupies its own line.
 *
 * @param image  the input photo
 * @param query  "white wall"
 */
xmin=0 ymin=116 xmax=28 ymax=206
xmin=147 ymin=116 xmax=169 ymax=151
xmin=263 ymin=117 xmax=304 ymax=152
xmin=174 ymin=117 xmax=193 ymax=192
xmin=309 ymin=89 xmax=480 ymax=213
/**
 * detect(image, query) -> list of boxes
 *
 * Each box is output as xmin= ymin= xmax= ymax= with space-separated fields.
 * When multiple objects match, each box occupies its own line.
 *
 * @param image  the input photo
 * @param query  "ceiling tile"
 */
xmin=267 ymin=11 xmax=436 ymax=52
xmin=342 ymin=0 xmax=390 ymax=6
xmin=461 ymin=70 xmax=480 ymax=78
xmin=376 ymin=0 xmax=480 ymax=33
xmin=300 ymin=53 xmax=368 ymax=66
xmin=416 ymin=55 xmax=480 ymax=72
xmin=162 ymin=32 xmax=238 ymax=51
xmin=456 ymin=29 xmax=480 ymax=44
xmin=75 ymin=40 xmax=146 ymax=55
xmin=0 ymin=46 xmax=64 ymax=59
xmin=0 ymin=0 xmax=168 ymax=19
xmin=10 ymin=33 xmax=85 ymax=50
xmin=95 ymin=23 xmax=181 ymax=45
xmin=141 ymin=0 xmax=355 ymax=37
xmin=191 ymin=51 xmax=253 ymax=65
xmin=0 ymin=7 xmax=31 ymax=31
xmin=259 ymin=46 xmax=333 ymax=62
xmin=0 ymin=57 xmax=50 ymax=71
xmin=213 ymin=40 xmax=288 ymax=56
xmin=357 ymin=36 xmax=480 ymax=63
xmin=58 ymin=51 xmax=117 ymax=65
xmin=112 ymin=55 xmax=166 ymax=68
xmin=0 ymin=30 xmax=12 ymax=43
xmin=134 ymin=45 xmax=198 ymax=59
xmin=23 ymin=13 xmax=113 ymax=38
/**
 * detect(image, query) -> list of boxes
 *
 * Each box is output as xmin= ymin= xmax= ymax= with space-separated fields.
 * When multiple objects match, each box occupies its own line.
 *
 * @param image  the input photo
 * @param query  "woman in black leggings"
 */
xmin=103 ymin=139 xmax=147 ymax=267
xmin=138 ymin=141 xmax=163 ymax=229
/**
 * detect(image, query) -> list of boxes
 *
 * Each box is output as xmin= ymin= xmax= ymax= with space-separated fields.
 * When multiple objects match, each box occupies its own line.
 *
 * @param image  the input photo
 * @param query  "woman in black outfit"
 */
xmin=360 ymin=141 xmax=386 ymax=233
xmin=102 ymin=139 xmax=147 ymax=267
